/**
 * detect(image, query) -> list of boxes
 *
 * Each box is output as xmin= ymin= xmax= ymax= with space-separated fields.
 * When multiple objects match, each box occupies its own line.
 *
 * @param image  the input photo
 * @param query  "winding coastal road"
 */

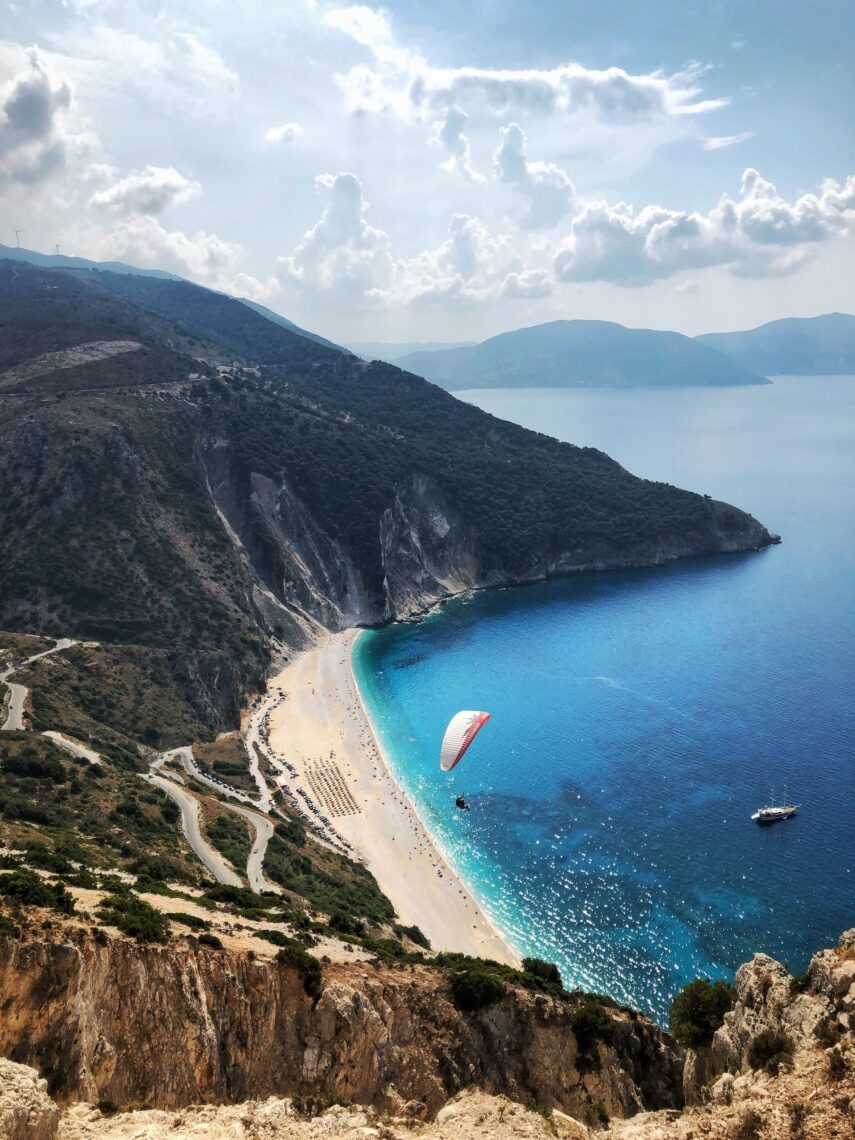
xmin=169 ymin=746 xmax=257 ymax=806
xmin=1 ymin=638 xmax=75 ymax=731
xmin=42 ymin=730 xmax=101 ymax=765
xmin=225 ymin=804 xmax=281 ymax=894
xmin=244 ymin=696 xmax=278 ymax=814
xmin=155 ymin=746 xmax=280 ymax=890
xmin=146 ymin=772 xmax=243 ymax=887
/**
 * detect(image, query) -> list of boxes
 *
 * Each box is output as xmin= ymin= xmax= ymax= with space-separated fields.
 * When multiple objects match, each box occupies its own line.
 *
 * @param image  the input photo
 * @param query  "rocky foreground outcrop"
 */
xmin=0 ymin=925 xmax=680 ymax=1127
xmin=1 ymin=929 xmax=852 ymax=1138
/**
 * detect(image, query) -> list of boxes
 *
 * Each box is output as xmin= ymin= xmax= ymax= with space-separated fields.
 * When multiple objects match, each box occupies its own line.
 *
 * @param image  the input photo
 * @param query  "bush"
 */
xmin=522 ymin=957 xmax=562 ymax=987
xmin=23 ymin=843 xmax=73 ymax=874
xmin=668 ymin=978 xmax=736 ymax=1049
xmin=0 ymin=914 xmax=15 ymax=936
xmin=571 ymin=997 xmax=616 ymax=1056
xmin=255 ymin=929 xmax=292 ymax=948
xmin=448 ymin=965 xmax=506 ymax=1011
xmin=394 ymin=923 xmax=431 ymax=950
xmin=203 ymin=883 xmax=276 ymax=910
xmin=98 ymin=892 xmax=169 ymax=942
xmin=746 ymin=1028 xmax=793 ymax=1074
xmin=277 ymin=941 xmax=323 ymax=998
xmin=2 ymin=751 xmax=66 ymax=783
xmin=0 ymin=869 xmax=75 ymax=914
xmin=329 ymin=912 xmax=365 ymax=937
xmin=789 ymin=971 xmax=811 ymax=995
xmin=165 ymin=912 xmax=210 ymax=930
xmin=198 ymin=932 xmax=223 ymax=950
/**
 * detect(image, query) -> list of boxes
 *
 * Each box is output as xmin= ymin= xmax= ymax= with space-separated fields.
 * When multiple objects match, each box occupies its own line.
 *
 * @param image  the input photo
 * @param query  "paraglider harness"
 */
xmin=455 ymin=795 xmax=470 ymax=811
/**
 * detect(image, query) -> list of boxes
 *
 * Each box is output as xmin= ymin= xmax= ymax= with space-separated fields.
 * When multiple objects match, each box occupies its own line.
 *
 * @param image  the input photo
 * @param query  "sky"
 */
xmin=1 ymin=0 xmax=853 ymax=343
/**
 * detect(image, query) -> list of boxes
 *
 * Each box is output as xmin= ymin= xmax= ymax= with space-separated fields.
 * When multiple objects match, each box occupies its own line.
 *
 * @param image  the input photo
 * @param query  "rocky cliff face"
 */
xmin=0 ymin=926 xmax=681 ymax=1127
xmin=2 ymin=931 xmax=852 ymax=1139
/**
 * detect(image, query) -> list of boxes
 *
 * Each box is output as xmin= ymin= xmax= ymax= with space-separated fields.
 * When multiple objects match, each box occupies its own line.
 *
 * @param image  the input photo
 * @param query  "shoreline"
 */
xmin=263 ymin=630 xmax=518 ymax=964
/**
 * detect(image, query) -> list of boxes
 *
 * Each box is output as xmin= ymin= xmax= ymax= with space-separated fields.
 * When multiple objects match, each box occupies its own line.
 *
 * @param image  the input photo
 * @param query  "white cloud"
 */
xmin=265 ymin=122 xmax=303 ymax=144
xmin=89 ymin=165 xmax=200 ymax=215
xmin=273 ymin=173 xmax=545 ymax=308
xmin=703 ymin=131 xmax=754 ymax=151
xmin=554 ymin=168 xmax=855 ymax=285
xmin=0 ymin=47 xmax=72 ymax=185
xmin=76 ymin=213 xmax=244 ymax=288
xmin=493 ymin=122 xmax=575 ymax=228
xmin=53 ymin=25 xmax=239 ymax=120
xmin=275 ymin=171 xmax=393 ymax=296
xmin=501 ymin=268 xmax=552 ymax=298
xmin=325 ymin=7 xmax=726 ymax=123
xmin=430 ymin=105 xmax=484 ymax=183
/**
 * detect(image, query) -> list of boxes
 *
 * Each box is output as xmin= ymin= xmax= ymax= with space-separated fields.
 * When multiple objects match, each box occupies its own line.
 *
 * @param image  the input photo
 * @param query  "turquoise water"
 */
xmin=353 ymin=376 xmax=855 ymax=1023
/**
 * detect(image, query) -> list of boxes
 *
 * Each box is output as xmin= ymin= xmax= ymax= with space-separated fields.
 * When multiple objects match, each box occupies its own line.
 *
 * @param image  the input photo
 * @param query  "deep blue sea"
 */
xmin=353 ymin=376 xmax=855 ymax=1023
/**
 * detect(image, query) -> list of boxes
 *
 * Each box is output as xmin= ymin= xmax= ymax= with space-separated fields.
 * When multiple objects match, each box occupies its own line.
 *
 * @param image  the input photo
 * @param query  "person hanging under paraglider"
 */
xmin=440 ymin=710 xmax=491 ymax=815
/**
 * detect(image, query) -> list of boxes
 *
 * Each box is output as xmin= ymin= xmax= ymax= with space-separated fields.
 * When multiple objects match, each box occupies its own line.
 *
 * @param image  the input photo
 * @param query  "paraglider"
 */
xmin=440 ymin=711 xmax=490 ymax=810
xmin=440 ymin=710 xmax=491 ymax=772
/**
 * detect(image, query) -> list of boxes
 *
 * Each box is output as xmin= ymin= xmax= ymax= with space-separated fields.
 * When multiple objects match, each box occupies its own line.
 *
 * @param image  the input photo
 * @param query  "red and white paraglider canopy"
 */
xmin=439 ymin=710 xmax=491 ymax=772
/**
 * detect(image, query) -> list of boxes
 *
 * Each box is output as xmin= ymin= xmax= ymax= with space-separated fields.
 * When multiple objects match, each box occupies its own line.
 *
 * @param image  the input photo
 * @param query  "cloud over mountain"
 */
xmin=554 ymin=169 xmax=855 ymax=285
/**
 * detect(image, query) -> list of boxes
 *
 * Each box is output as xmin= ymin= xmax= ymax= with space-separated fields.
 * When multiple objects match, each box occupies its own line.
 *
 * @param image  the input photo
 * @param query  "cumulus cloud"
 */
xmin=493 ymin=122 xmax=575 ymax=228
xmin=325 ymin=6 xmax=725 ymax=123
xmin=398 ymin=212 xmax=520 ymax=305
xmin=275 ymin=171 xmax=393 ymax=296
xmin=501 ymin=268 xmax=552 ymax=298
xmin=265 ymin=122 xmax=303 ymax=144
xmin=0 ymin=48 xmax=72 ymax=185
xmin=79 ymin=213 xmax=244 ymax=288
xmin=554 ymin=168 xmax=855 ymax=285
xmin=703 ymin=131 xmax=754 ymax=151
xmin=430 ymin=105 xmax=483 ymax=182
xmin=274 ymin=171 xmax=545 ymax=308
xmin=89 ymin=165 xmax=200 ymax=215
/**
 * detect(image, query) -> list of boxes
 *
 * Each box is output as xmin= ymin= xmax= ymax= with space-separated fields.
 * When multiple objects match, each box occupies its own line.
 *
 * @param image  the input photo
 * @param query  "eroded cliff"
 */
xmin=0 ymin=924 xmax=681 ymax=1127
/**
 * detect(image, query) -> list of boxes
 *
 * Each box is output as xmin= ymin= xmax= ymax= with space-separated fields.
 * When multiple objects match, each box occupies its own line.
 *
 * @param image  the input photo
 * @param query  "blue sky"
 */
xmin=1 ymin=0 xmax=852 ymax=342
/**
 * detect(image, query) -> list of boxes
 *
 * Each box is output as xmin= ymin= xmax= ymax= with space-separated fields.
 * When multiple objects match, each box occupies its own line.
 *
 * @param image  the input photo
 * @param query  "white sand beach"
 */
xmin=263 ymin=631 xmax=518 ymax=965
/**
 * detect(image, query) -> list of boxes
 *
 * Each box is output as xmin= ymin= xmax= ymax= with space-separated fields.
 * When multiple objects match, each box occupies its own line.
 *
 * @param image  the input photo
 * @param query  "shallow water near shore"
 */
xmin=353 ymin=376 xmax=855 ymax=1023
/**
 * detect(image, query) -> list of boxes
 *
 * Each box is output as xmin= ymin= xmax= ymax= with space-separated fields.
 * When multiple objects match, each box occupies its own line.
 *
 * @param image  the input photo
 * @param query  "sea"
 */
xmin=352 ymin=375 xmax=855 ymax=1024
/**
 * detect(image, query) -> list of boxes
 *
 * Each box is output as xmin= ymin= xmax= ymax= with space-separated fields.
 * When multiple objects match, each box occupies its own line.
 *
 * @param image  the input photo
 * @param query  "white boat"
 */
xmin=751 ymin=786 xmax=798 ymax=825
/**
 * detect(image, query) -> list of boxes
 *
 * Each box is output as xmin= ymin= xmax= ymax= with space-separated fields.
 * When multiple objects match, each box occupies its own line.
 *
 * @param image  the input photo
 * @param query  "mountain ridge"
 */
xmin=0 ymin=260 xmax=777 ymax=737
xmin=396 ymin=319 xmax=769 ymax=390
xmin=696 ymin=311 xmax=855 ymax=375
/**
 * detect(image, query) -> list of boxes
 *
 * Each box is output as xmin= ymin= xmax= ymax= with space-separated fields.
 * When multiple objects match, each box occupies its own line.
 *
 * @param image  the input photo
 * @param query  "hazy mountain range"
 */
xmin=2 ymin=246 xmax=849 ymax=390
xmin=696 ymin=312 xmax=855 ymax=376
xmin=394 ymin=320 xmax=769 ymax=390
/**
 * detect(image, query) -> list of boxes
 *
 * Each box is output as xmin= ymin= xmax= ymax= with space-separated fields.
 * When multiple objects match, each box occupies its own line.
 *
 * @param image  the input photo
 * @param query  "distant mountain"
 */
xmin=396 ymin=320 xmax=769 ymax=390
xmin=0 ymin=243 xmax=182 ymax=280
xmin=696 ymin=313 xmax=855 ymax=375
xmin=0 ymin=245 xmax=338 ymax=352
xmin=347 ymin=340 xmax=476 ymax=363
